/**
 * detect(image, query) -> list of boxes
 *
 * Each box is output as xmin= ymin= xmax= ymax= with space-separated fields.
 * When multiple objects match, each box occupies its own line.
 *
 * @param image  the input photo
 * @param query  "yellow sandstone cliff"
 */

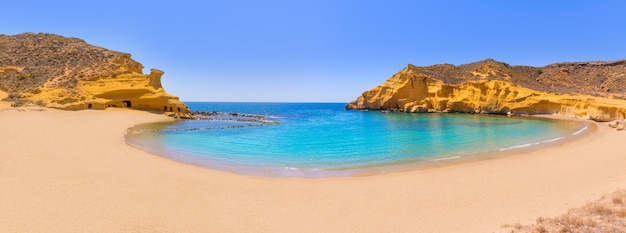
xmin=28 ymin=68 xmax=190 ymax=115
xmin=347 ymin=59 xmax=626 ymax=121
xmin=0 ymin=33 xmax=191 ymax=118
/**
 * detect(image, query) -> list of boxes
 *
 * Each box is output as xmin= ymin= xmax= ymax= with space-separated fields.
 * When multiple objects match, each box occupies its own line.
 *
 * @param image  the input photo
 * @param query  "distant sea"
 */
xmin=126 ymin=102 xmax=587 ymax=177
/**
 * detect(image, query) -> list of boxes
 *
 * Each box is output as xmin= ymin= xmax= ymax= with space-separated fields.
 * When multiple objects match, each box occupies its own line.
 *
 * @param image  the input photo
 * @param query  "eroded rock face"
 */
xmin=347 ymin=59 xmax=626 ymax=121
xmin=0 ymin=33 xmax=191 ymax=118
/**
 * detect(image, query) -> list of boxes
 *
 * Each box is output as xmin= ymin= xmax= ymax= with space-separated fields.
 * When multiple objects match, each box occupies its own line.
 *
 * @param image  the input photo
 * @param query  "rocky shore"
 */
xmin=347 ymin=59 xmax=626 ymax=121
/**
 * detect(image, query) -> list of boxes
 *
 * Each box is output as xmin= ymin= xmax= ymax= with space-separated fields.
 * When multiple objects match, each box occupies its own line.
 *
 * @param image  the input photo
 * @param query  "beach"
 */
xmin=2 ymin=106 xmax=626 ymax=233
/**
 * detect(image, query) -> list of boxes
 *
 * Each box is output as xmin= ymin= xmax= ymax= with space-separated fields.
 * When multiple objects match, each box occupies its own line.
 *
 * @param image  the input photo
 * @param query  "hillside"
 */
xmin=397 ymin=59 xmax=626 ymax=96
xmin=0 ymin=33 xmax=190 ymax=117
xmin=347 ymin=59 xmax=626 ymax=121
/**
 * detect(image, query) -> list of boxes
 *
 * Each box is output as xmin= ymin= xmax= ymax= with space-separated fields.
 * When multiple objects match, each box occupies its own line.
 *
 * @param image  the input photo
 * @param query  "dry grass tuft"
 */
xmin=506 ymin=189 xmax=626 ymax=233
xmin=617 ymin=208 xmax=626 ymax=218
xmin=536 ymin=216 xmax=545 ymax=223
xmin=588 ymin=202 xmax=613 ymax=215
xmin=533 ymin=225 xmax=547 ymax=233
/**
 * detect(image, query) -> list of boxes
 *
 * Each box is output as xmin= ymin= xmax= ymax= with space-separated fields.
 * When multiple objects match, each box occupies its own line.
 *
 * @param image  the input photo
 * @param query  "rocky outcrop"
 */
xmin=0 ymin=33 xmax=191 ymax=118
xmin=347 ymin=59 xmax=626 ymax=121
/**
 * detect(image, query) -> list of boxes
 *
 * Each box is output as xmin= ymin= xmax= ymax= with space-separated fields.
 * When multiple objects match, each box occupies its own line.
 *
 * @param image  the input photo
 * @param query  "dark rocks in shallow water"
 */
xmin=127 ymin=111 xmax=280 ymax=134
xmin=190 ymin=111 xmax=279 ymax=124
xmin=133 ymin=123 xmax=267 ymax=133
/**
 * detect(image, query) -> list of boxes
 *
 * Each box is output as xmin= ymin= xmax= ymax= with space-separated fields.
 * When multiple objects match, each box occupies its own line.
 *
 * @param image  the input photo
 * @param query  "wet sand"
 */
xmin=1 ymin=106 xmax=626 ymax=233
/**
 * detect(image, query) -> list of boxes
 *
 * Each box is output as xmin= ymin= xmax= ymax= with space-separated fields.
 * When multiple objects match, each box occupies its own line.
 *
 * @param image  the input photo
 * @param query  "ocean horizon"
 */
xmin=126 ymin=102 xmax=588 ymax=177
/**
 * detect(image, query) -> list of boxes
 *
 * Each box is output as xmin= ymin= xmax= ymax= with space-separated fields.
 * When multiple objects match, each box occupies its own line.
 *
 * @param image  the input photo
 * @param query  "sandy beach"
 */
xmin=2 ymin=106 xmax=626 ymax=233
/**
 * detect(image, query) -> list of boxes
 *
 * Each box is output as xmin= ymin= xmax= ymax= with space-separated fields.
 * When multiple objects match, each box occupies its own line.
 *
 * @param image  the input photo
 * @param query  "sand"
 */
xmin=1 ymin=107 xmax=626 ymax=233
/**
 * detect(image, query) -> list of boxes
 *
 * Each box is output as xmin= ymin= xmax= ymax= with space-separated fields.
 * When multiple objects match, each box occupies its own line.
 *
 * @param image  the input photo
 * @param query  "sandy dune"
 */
xmin=1 ymin=107 xmax=625 ymax=233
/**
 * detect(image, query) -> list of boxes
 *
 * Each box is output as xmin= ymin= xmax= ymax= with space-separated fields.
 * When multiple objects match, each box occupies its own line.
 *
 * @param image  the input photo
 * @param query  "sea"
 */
xmin=125 ymin=102 xmax=588 ymax=177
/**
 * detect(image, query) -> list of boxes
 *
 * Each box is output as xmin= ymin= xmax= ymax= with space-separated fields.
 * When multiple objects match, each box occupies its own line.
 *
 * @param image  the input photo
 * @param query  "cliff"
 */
xmin=346 ymin=59 xmax=626 ymax=121
xmin=0 ymin=33 xmax=191 ymax=118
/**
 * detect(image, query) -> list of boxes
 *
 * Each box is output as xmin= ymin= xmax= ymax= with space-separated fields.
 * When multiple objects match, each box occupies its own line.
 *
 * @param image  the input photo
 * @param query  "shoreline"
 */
xmin=2 ymin=106 xmax=626 ymax=232
xmin=124 ymin=112 xmax=591 ymax=178
xmin=332 ymin=114 xmax=596 ymax=178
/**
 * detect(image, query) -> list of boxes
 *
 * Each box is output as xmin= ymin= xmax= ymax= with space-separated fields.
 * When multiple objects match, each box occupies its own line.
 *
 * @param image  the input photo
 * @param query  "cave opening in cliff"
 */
xmin=88 ymin=103 xmax=92 ymax=109
xmin=123 ymin=100 xmax=132 ymax=108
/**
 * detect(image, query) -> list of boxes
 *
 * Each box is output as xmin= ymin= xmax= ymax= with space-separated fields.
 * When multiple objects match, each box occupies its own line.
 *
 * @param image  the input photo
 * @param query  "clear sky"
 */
xmin=2 ymin=0 xmax=625 ymax=102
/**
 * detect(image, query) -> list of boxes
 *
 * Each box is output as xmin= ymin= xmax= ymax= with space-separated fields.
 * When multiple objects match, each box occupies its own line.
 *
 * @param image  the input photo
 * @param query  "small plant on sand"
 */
xmin=507 ymin=189 xmax=626 ymax=232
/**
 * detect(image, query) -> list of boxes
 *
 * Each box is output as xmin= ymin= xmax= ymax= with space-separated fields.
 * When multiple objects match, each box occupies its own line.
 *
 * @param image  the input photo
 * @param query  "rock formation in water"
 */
xmin=346 ymin=59 xmax=626 ymax=121
xmin=0 ymin=33 xmax=191 ymax=118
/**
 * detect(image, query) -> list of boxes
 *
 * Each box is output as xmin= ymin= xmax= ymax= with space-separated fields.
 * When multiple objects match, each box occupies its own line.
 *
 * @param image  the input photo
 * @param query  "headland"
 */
xmin=347 ymin=59 xmax=626 ymax=122
xmin=0 ymin=33 xmax=191 ymax=118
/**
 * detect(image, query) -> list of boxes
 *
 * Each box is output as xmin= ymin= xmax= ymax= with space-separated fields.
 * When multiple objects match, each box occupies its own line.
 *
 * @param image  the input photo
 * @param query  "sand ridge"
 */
xmin=1 ymin=107 xmax=626 ymax=232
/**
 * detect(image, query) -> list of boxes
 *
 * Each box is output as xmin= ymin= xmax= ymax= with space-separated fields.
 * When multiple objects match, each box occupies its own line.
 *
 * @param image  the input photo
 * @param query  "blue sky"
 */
xmin=2 ymin=0 xmax=625 ymax=102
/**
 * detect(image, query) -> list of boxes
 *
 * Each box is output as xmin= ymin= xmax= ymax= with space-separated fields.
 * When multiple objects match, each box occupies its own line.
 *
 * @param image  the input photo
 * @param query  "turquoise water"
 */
xmin=126 ymin=102 xmax=587 ymax=177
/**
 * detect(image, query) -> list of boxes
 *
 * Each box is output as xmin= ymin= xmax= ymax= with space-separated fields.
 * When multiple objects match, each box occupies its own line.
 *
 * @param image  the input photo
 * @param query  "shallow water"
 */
xmin=126 ymin=102 xmax=587 ymax=177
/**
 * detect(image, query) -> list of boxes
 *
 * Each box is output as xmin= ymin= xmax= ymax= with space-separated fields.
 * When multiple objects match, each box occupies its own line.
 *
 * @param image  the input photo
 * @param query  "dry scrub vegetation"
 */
xmin=505 ymin=189 xmax=626 ymax=233
xmin=406 ymin=58 xmax=626 ymax=97
xmin=0 ymin=33 xmax=143 ymax=100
